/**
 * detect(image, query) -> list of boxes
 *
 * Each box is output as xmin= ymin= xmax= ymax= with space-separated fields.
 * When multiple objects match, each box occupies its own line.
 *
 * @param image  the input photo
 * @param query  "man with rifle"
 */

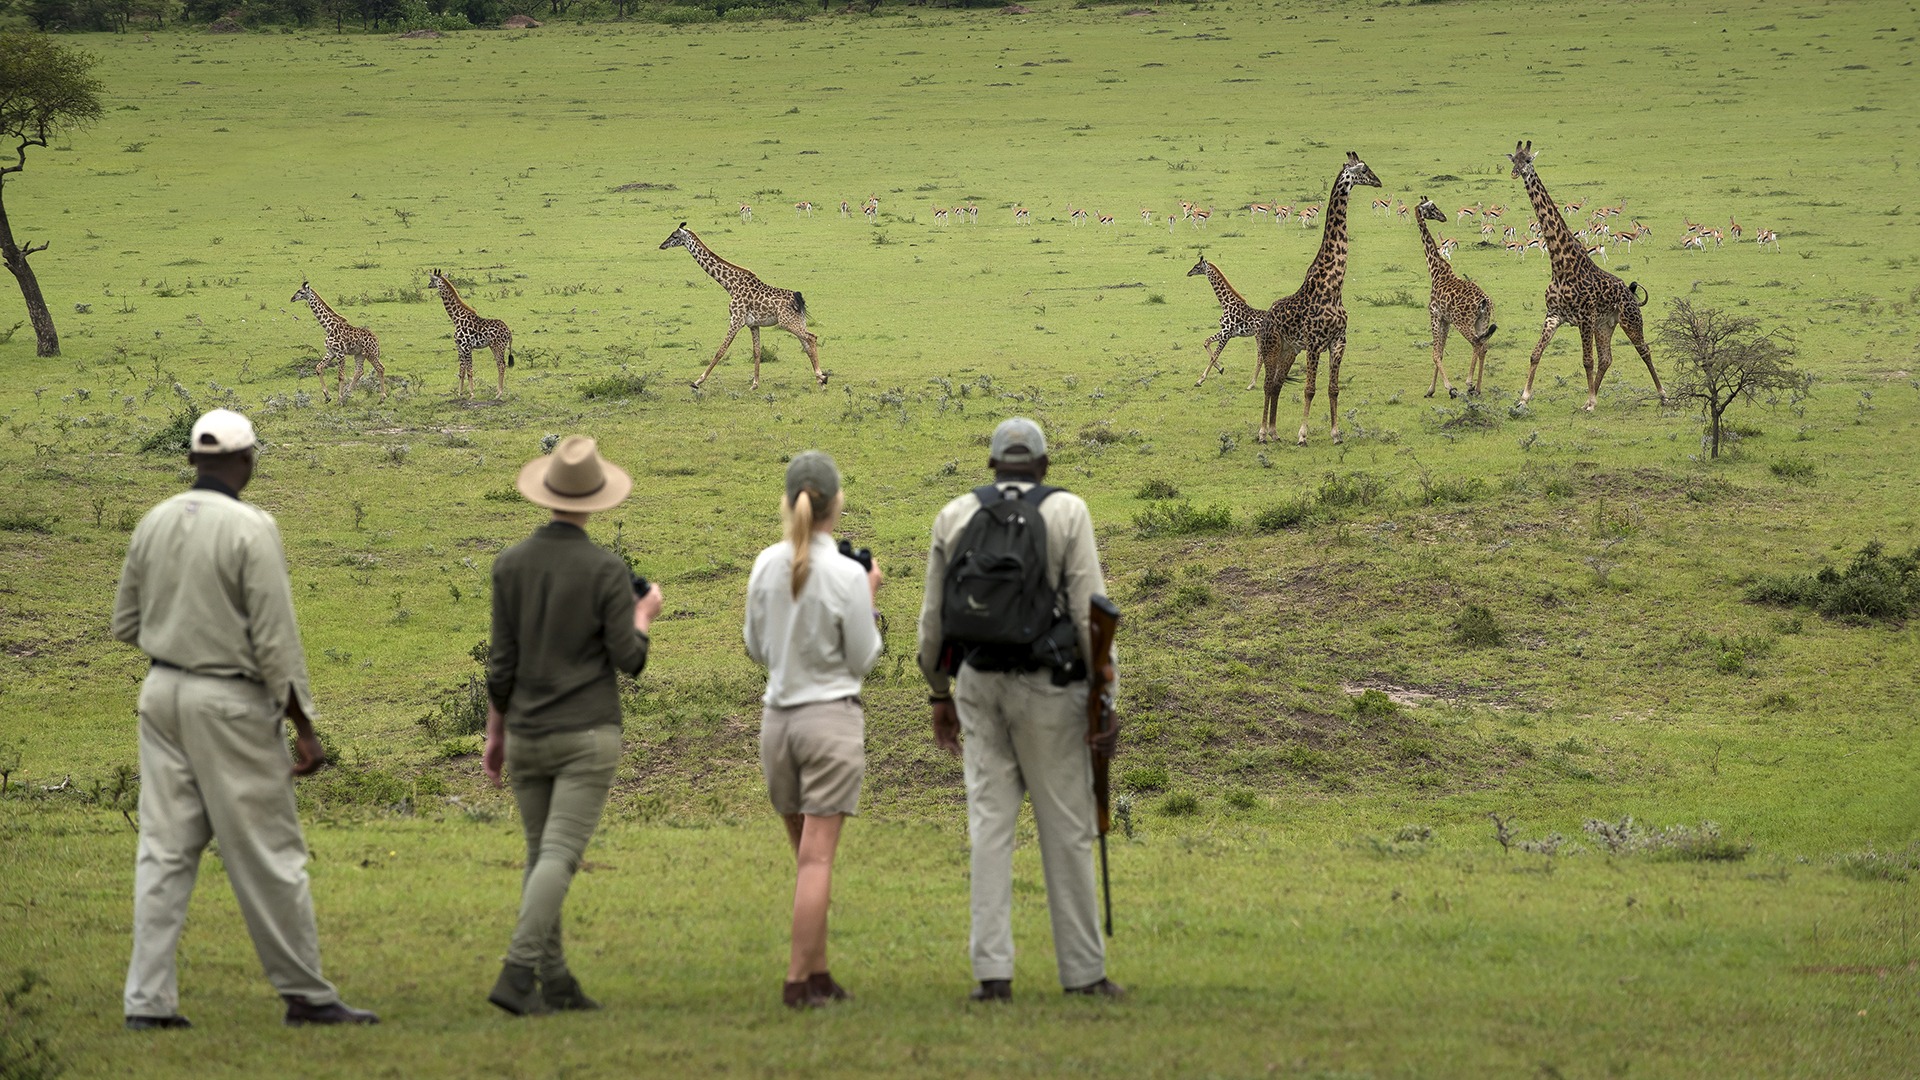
xmin=916 ymin=417 xmax=1124 ymax=1002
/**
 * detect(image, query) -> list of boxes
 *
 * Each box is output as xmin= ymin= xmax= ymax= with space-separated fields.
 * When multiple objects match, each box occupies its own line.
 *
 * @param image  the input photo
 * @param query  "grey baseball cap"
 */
xmin=989 ymin=417 xmax=1047 ymax=464
xmin=785 ymin=450 xmax=841 ymax=505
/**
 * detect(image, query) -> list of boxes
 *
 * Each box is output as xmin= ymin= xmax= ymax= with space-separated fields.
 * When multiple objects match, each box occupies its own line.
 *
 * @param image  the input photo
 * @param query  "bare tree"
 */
xmin=0 ymin=34 xmax=104 ymax=358
xmin=1657 ymin=298 xmax=1808 ymax=459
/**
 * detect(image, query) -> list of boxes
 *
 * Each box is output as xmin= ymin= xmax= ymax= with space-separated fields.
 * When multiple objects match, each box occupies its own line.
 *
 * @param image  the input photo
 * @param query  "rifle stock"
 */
xmin=1086 ymin=594 xmax=1120 ymax=936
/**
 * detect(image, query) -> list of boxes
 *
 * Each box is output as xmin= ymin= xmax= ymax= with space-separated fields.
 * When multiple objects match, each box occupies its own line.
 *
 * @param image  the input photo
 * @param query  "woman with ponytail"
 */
xmin=744 ymin=451 xmax=884 ymax=1008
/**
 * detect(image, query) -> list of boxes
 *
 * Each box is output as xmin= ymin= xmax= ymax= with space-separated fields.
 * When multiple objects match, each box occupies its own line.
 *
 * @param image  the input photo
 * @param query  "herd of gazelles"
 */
xmin=288 ymin=141 xmax=1764 ymax=444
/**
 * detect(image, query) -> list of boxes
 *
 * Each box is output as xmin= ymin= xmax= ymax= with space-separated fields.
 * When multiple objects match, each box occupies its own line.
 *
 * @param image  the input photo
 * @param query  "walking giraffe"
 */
xmin=1254 ymin=151 xmax=1383 ymax=444
xmin=658 ymin=222 xmax=825 ymax=390
xmin=1187 ymin=255 xmax=1270 ymax=389
xmin=427 ymin=269 xmax=513 ymax=400
xmin=291 ymin=281 xmax=386 ymax=403
xmin=1412 ymin=198 xmax=1497 ymax=399
xmin=1507 ymin=140 xmax=1665 ymax=410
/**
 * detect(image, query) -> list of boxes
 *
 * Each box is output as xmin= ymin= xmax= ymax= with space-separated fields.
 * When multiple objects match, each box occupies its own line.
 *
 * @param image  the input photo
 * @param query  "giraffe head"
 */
xmin=1340 ymin=151 xmax=1382 ymax=190
xmin=1415 ymin=198 xmax=1447 ymax=225
xmin=658 ymin=222 xmax=695 ymax=251
xmin=1507 ymin=140 xmax=1539 ymax=180
xmin=291 ymin=280 xmax=314 ymax=304
xmin=428 ymin=268 xmax=448 ymax=290
xmin=1186 ymin=254 xmax=1211 ymax=277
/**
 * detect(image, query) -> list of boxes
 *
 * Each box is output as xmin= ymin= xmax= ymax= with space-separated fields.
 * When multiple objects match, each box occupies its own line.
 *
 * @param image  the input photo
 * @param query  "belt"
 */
xmin=150 ymin=658 xmax=256 ymax=681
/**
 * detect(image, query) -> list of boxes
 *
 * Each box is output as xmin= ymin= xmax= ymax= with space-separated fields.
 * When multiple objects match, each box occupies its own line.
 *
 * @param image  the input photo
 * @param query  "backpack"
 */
xmin=939 ymin=484 xmax=1076 ymax=672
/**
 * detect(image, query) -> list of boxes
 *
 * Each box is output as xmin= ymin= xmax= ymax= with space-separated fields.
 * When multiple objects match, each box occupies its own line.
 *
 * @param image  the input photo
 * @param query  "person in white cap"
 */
xmin=481 ymin=435 xmax=662 ymax=1015
xmin=112 ymin=408 xmax=377 ymax=1030
xmin=915 ymin=417 xmax=1124 ymax=1002
xmin=743 ymin=450 xmax=883 ymax=1008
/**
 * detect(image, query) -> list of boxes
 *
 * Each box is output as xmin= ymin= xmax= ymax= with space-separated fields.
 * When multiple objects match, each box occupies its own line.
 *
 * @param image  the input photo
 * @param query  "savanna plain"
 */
xmin=2 ymin=0 xmax=1918 ymax=1075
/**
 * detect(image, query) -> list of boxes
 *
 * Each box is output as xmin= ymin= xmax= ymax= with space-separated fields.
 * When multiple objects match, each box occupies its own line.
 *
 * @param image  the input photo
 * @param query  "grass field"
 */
xmin=2 ymin=0 xmax=1919 ymax=1074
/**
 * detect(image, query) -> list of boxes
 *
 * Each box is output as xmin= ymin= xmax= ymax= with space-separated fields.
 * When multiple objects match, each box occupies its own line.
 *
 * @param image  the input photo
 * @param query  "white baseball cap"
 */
xmin=189 ymin=408 xmax=258 ymax=454
xmin=989 ymin=417 xmax=1047 ymax=464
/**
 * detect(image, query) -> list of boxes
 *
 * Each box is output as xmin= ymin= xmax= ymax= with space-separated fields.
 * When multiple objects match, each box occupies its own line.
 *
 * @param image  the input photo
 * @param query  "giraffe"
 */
xmin=1507 ymin=140 xmax=1665 ymax=411
xmin=658 ymin=222 xmax=825 ymax=390
xmin=291 ymin=281 xmax=386 ymax=404
xmin=1187 ymin=255 xmax=1270 ymax=389
xmin=427 ymin=269 xmax=513 ymax=400
xmin=1412 ymin=198 xmax=1497 ymax=400
xmin=1253 ymin=151 xmax=1383 ymax=444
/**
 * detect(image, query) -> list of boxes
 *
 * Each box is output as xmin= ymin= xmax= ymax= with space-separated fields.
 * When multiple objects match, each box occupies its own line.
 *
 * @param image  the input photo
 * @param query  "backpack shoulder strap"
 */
xmin=1022 ymin=483 xmax=1062 ymax=506
xmin=971 ymin=484 xmax=1004 ymax=509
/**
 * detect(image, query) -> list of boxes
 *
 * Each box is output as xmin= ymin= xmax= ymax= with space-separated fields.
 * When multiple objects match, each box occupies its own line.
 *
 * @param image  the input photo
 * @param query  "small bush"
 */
xmin=1835 ymin=844 xmax=1920 ymax=883
xmin=1122 ymin=765 xmax=1169 ymax=792
xmin=1581 ymin=816 xmax=1752 ymax=861
xmin=1223 ymin=788 xmax=1258 ymax=811
xmin=1351 ymin=688 xmax=1399 ymax=721
xmin=580 ymin=370 xmax=656 ymax=400
xmin=1419 ymin=475 xmax=1487 ymax=505
xmin=1315 ymin=471 xmax=1386 ymax=510
xmin=1453 ymin=604 xmax=1504 ymax=647
xmin=138 ymin=412 xmax=195 ymax=454
xmin=0 ymin=511 xmax=55 ymax=534
xmin=1134 ymin=478 xmax=1181 ymax=500
xmin=1747 ymin=541 xmax=1920 ymax=621
xmin=1133 ymin=567 xmax=1171 ymax=597
xmin=1161 ymin=791 xmax=1200 ymax=816
xmin=1132 ymin=500 xmax=1232 ymax=538
xmin=1769 ymin=456 xmax=1815 ymax=481
xmin=1252 ymin=498 xmax=1314 ymax=531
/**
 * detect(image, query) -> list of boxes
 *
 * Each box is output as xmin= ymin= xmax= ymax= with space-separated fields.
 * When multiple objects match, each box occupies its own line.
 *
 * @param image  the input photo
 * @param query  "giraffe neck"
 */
xmin=1304 ymin=174 xmax=1354 ymax=297
xmin=1520 ymin=167 xmax=1592 ymax=279
xmin=1415 ymin=217 xmax=1450 ymax=280
xmin=436 ymin=279 xmax=472 ymax=320
xmin=1204 ymin=264 xmax=1250 ymax=315
xmin=302 ymin=290 xmax=346 ymax=330
xmin=678 ymin=232 xmax=745 ymax=294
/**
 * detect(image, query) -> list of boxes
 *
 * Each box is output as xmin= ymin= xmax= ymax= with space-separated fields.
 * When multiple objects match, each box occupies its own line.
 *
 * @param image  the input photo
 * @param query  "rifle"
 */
xmin=1086 ymin=594 xmax=1121 ymax=938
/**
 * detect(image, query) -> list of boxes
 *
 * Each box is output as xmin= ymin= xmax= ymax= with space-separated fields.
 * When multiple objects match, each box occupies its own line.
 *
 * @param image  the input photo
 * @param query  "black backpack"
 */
xmin=940 ymin=484 xmax=1077 ymax=672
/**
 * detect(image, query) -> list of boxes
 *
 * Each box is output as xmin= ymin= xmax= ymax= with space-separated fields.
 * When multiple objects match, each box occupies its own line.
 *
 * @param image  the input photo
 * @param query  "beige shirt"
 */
xmin=915 ymin=480 xmax=1114 ymax=698
xmin=112 ymin=484 xmax=317 ymax=719
xmin=745 ymin=534 xmax=883 ymax=709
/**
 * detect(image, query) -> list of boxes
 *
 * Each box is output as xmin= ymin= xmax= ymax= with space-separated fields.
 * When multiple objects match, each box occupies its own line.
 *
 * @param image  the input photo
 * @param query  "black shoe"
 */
xmin=282 ymin=997 xmax=379 ymax=1026
xmin=125 ymin=1015 xmax=192 ymax=1031
xmin=488 ymin=962 xmax=546 ymax=1017
xmin=540 ymin=972 xmax=600 ymax=1012
xmin=806 ymin=972 xmax=851 ymax=1004
xmin=968 ymin=979 xmax=1012 ymax=1003
xmin=1064 ymin=977 xmax=1126 ymax=999
xmin=783 ymin=979 xmax=825 ymax=1009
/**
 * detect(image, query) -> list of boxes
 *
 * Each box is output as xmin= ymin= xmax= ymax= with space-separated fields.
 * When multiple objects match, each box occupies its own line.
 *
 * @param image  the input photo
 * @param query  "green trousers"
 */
xmin=125 ymin=667 xmax=337 ymax=1017
xmin=505 ymin=725 xmax=621 ymax=976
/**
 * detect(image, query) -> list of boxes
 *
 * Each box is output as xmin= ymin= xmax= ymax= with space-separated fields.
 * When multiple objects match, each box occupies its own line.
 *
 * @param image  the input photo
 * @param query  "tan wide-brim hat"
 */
xmin=516 ymin=435 xmax=633 ymax=512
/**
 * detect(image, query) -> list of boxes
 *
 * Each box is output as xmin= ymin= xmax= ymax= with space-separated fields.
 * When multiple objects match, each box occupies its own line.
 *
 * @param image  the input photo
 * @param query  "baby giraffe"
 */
xmin=1413 ymin=198 xmax=1497 ymax=398
xmin=291 ymin=281 xmax=385 ymax=403
xmin=1187 ymin=255 xmax=1270 ymax=390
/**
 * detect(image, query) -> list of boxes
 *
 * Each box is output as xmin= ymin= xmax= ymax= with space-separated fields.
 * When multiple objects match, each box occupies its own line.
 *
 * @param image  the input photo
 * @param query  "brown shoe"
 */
xmin=968 ymin=979 xmax=1012 ymax=1003
xmin=783 ymin=979 xmax=825 ymax=1009
xmin=1064 ymin=977 xmax=1125 ymax=999
xmin=282 ymin=996 xmax=380 ymax=1026
xmin=806 ymin=972 xmax=851 ymax=1003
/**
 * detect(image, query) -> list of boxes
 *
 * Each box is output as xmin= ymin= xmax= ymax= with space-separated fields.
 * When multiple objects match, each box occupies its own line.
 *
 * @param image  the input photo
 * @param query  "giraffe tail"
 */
xmin=1473 ymin=299 xmax=1496 ymax=342
xmin=1629 ymin=281 xmax=1649 ymax=308
xmin=507 ymin=348 xmax=515 ymax=368
xmin=792 ymin=291 xmax=808 ymax=317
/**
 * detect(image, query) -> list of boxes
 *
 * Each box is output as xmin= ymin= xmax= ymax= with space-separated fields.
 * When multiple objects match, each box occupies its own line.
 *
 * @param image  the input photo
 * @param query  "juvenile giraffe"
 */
xmin=1254 ymin=151 xmax=1383 ymax=444
xmin=291 ymin=281 xmax=386 ymax=404
xmin=428 ymin=269 xmax=514 ymax=400
xmin=1507 ymin=140 xmax=1665 ymax=411
xmin=1412 ymin=198 xmax=1497 ymax=399
xmin=1187 ymin=255 xmax=1270 ymax=389
xmin=658 ymin=222 xmax=825 ymax=390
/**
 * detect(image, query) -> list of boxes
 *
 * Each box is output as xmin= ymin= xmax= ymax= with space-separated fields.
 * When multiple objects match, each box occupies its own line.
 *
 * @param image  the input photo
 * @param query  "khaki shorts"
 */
xmin=760 ymin=697 xmax=866 ymax=817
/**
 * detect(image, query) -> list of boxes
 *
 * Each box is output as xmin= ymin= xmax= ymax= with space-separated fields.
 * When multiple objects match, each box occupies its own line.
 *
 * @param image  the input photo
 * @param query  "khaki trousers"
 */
xmin=125 ymin=666 xmax=336 ymax=1017
xmin=955 ymin=666 xmax=1106 ymax=989
xmin=505 ymin=725 xmax=621 ymax=976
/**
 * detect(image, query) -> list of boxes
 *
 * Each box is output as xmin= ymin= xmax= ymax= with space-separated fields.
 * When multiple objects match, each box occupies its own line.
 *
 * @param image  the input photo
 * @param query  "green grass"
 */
xmin=2 ymin=0 xmax=1920 ymax=1074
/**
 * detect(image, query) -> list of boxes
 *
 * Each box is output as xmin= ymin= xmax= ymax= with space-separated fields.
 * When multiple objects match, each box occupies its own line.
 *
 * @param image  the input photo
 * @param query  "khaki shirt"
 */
xmin=112 ymin=483 xmax=317 ymax=719
xmin=915 ymin=480 xmax=1114 ymax=698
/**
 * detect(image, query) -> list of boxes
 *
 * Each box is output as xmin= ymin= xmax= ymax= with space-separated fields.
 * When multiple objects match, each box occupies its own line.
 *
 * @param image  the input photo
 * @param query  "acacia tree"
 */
xmin=0 ymin=34 xmax=104 ymax=358
xmin=1657 ymin=298 xmax=1809 ymax=459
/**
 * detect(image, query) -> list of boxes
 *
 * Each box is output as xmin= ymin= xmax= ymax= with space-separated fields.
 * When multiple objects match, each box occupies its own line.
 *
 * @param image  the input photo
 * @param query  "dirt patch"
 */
xmin=397 ymin=28 xmax=442 ymax=38
xmin=4 ymin=640 xmax=45 ymax=659
xmin=206 ymin=17 xmax=244 ymax=32
xmin=502 ymin=14 xmax=541 ymax=26
xmin=1001 ymin=3 xmax=1033 ymax=12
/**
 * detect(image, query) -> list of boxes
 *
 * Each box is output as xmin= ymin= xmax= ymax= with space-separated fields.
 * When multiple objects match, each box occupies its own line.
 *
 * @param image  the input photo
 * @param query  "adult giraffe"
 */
xmin=1254 ymin=151 xmax=1382 ymax=444
xmin=658 ymin=222 xmax=825 ymax=390
xmin=1507 ymin=140 xmax=1665 ymax=410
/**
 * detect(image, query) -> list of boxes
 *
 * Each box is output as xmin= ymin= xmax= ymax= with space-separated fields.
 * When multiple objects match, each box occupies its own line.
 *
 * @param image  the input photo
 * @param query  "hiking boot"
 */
xmin=1063 ymin=977 xmax=1126 ymax=1000
xmin=125 ymin=1015 xmax=192 ymax=1031
xmin=968 ymin=979 xmax=1012 ymax=1003
xmin=282 ymin=997 xmax=380 ymax=1026
xmin=807 ymin=972 xmax=851 ymax=1003
xmin=488 ymin=962 xmax=547 ymax=1017
xmin=540 ymin=972 xmax=600 ymax=1012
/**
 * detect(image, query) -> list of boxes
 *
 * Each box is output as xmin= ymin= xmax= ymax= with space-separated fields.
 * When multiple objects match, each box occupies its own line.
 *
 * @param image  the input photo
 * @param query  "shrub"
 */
xmin=1745 ymin=540 xmax=1920 ymax=621
xmin=1223 ymin=788 xmax=1258 ymax=811
xmin=1134 ymin=478 xmax=1181 ymax=500
xmin=1315 ymin=470 xmax=1386 ymax=510
xmin=1132 ymin=500 xmax=1232 ymax=538
xmin=1351 ymin=688 xmax=1399 ymax=721
xmin=1122 ymin=765 xmax=1169 ymax=792
xmin=1835 ymin=845 xmax=1920 ymax=883
xmin=1252 ymin=497 xmax=1314 ymax=531
xmin=580 ymin=370 xmax=656 ymax=400
xmin=1453 ymin=604 xmax=1504 ymax=647
xmin=0 ymin=511 xmax=55 ymax=534
xmin=1418 ymin=474 xmax=1487 ymax=505
xmin=1161 ymin=791 xmax=1200 ymax=816
xmin=1769 ymin=456 xmax=1816 ymax=481
xmin=138 ymin=411 xmax=195 ymax=454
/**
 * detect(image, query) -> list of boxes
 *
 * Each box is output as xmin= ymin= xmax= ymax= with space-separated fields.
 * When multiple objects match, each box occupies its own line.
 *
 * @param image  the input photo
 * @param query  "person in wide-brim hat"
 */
xmin=516 ymin=435 xmax=634 ymax=513
xmin=484 ymin=433 xmax=659 ymax=1016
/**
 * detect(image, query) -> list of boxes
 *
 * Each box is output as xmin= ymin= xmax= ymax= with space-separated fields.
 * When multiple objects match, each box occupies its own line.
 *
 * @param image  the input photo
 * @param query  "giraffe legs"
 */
xmin=1257 ymin=335 xmax=1299 ymax=444
xmin=318 ymin=353 xmax=339 ymax=404
xmin=1296 ymin=349 xmax=1322 ymax=446
xmin=492 ymin=342 xmax=509 ymax=400
xmin=1466 ymin=332 xmax=1488 ymax=398
xmin=749 ymin=326 xmax=763 ymax=391
xmin=366 ymin=349 xmax=388 ymax=402
xmin=777 ymin=312 xmax=827 ymax=387
xmin=457 ymin=344 xmax=474 ymax=399
xmin=694 ymin=321 xmax=745 ymax=389
xmin=1195 ymin=333 xmax=1228 ymax=386
xmin=1426 ymin=314 xmax=1455 ymax=399
xmin=1619 ymin=304 xmax=1666 ymax=404
xmin=1520 ymin=313 xmax=1562 ymax=406
xmin=1578 ymin=325 xmax=1599 ymax=412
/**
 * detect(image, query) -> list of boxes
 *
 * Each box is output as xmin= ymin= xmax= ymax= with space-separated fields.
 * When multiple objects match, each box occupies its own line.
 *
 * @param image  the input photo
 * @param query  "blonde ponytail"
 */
xmin=785 ymin=490 xmax=815 ymax=598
